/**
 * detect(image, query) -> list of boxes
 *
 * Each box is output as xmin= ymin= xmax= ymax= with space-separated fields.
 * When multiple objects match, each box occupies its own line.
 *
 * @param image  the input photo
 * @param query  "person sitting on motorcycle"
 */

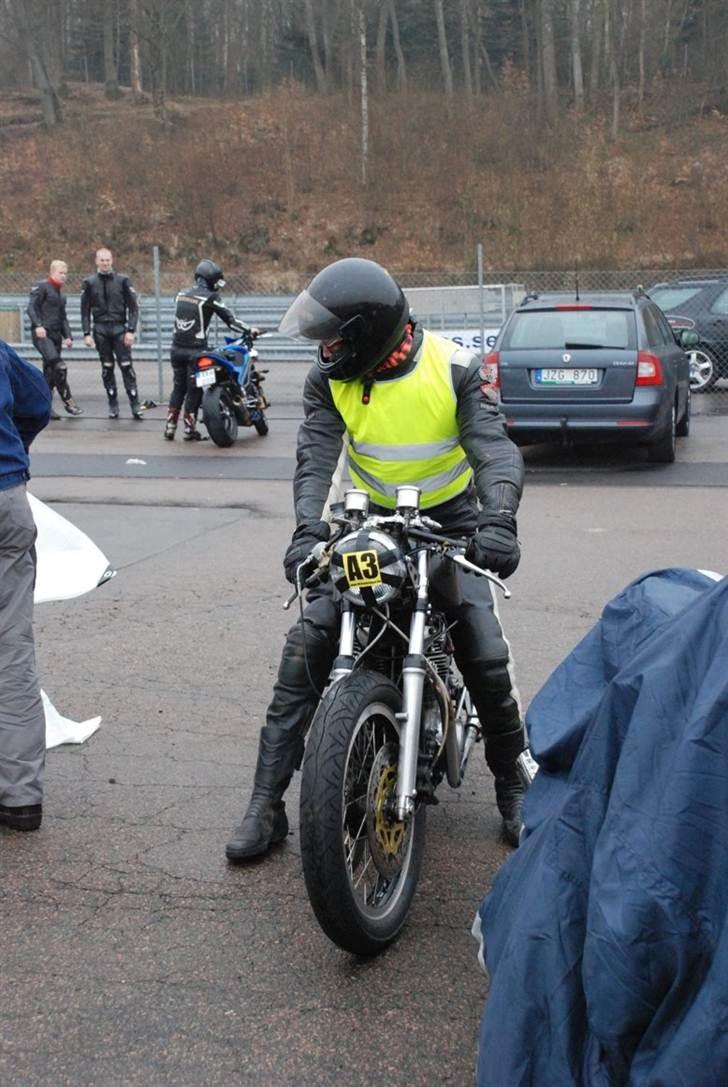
xmin=164 ymin=259 xmax=259 ymax=441
xmin=226 ymin=257 xmax=529 ymax=862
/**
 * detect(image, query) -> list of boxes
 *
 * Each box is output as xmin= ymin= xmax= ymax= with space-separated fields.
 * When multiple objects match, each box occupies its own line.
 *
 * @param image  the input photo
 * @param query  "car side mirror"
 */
xmin=678 ymin=329 xmax=700 ymax=349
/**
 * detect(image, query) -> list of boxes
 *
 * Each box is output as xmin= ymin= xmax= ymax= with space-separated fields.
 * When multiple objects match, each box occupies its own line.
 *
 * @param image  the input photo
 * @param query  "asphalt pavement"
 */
xmin=2 ymin=358 xmax=728 ymax=1086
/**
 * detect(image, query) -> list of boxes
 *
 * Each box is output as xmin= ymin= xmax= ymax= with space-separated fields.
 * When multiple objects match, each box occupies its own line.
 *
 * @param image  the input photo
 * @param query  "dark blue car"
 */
xmin=648 ymin=275 xmax=728 ymax=392
xmin=488 ymin=290 xmax=696 ymax=463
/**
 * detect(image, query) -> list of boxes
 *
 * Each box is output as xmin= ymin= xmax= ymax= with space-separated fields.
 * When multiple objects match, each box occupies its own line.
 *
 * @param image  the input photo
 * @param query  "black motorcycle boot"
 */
xmin=225 ymin=726 xmax=303 ymax=862
xmin=183 ymin=411 xmax=202 ymax=441
xmin=164 ymin=408 xmax=179 ymax=440
xmin=485 ymin=724 xmax=529 ymax=849
xmin=63 ymin=398 xmax=84 ymax=416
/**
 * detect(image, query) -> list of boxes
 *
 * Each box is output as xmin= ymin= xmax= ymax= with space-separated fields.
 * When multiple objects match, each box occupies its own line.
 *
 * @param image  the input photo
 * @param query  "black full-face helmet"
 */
xmin=279 ymin=258 xmax=410 ymax=381
xmin=195 ymin=259 xmax=225 ymax=291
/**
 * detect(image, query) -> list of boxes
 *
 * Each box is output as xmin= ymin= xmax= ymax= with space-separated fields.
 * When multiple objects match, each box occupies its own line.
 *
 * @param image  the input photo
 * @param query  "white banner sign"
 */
xmin=443 ymin=328 xmax=501 ymax=354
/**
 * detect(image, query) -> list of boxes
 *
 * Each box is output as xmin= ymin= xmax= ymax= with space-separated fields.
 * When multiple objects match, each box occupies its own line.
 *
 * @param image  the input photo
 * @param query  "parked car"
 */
xmin=487 ymin=290 xmax=697 ymax=463
xmin=647 ymin=276 xmax=728 ymax=392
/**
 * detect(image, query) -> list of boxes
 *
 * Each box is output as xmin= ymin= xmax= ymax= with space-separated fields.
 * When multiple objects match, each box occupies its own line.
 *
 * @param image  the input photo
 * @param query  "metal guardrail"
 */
xmin=0 ymin=287 xmax=523 ymax=367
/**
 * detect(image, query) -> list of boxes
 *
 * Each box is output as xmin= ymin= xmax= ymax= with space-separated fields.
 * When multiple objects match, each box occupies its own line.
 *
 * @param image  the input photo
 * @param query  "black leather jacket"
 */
xmin=293 ymin=326 xmax=524 ymax=530
xmin=27 ymin=280 xmax=72 ymax=339
xmin=80 ymin=271 xmax=139 ymax=335
xmin=171 ymin=282 xmax=248 ymax=349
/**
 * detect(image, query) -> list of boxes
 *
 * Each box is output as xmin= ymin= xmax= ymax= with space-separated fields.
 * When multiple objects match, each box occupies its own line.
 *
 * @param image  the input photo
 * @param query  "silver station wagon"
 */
xmin=486 ymin=290 xmax=697 ymax=463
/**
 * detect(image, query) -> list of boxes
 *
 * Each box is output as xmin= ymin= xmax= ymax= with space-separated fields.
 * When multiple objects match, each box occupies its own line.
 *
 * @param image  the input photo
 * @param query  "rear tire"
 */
xmin=202 ymin=387 xmax=238 ymax=447
xmin=676 ymin=385 xmax=691 ymax=438
xmin=647 ymin=401 xmax=676 ymax=463
xmin=300 ymin=671 xmax=426 ymax=956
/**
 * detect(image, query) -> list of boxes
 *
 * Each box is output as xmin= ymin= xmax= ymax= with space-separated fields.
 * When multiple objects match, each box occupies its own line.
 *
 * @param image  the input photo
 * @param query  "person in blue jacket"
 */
xmin=0 ymin=340 xmax=51 ymax=831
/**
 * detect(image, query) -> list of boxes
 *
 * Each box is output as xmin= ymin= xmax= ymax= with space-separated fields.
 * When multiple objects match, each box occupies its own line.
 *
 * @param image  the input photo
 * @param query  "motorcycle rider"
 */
xmin=164 ymin=259 xmax=259 ymax=441
xmin=27 ymin=260 xmax=83 ymax=419
xmin=226 ymin=257 xmax=528 ymax=862
xmin=81 ymin=248 xmax=143 ymax=419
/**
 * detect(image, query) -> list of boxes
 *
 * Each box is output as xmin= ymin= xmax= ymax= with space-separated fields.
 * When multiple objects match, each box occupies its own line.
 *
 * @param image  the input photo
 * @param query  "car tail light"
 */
xmin=481 ymin=351 xmax=500 ymax=390
xmin=666 ymin=315 xmax=695 ymax=330
xmin=636 ymin=351 xmax=664 ymax=386
xmin=197 ymin=355 xmax=215 ymax=369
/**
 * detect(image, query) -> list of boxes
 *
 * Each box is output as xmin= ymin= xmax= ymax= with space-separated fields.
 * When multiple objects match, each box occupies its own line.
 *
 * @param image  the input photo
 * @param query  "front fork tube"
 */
xmin=330 ymin=606 xmax=356 ymax=683
xmin=395 ymin=550 xmax=429 ymax=821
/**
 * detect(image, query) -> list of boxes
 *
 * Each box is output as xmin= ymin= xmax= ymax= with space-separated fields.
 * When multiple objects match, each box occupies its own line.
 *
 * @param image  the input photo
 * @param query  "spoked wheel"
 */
xmin=202 ymin=386 xmax=238 ymax=447
xmin=300 ymin=671 xmax=426 ymax=956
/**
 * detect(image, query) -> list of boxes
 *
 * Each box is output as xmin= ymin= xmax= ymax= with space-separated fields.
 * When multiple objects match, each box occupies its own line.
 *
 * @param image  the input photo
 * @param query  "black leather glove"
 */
xmin=465 ymin=512 xmax=520 ymax=579
xmin=283 ymin=520 xmax=331 ymax=584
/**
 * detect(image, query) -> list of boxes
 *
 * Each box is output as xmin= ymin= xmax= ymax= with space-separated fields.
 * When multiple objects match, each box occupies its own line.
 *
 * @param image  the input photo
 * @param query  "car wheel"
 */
xmin=687 ymin=347 xmax=718 ymax=392
xmin=676 ymin=385 xmax=691 ymax=438
xmin=647 ymin=402 xmax=676 ymax=464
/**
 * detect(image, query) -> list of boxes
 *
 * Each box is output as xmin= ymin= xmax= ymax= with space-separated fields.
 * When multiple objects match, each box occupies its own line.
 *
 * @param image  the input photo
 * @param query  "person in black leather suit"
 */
xmin=81 ymin=248 xmax=142 ymax=419
xmin=164 ymin=259 xmax=258 ymax=441
xmin=226 ymin=258 xmax=529 ymax=864
xmin=27 ymin=260 xmax=83 ymax=419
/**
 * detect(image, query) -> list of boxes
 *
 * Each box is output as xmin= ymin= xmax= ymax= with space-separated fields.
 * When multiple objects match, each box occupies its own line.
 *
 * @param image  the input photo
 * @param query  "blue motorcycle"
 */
xmin=195 ymin=330 xmax=269 ymax=447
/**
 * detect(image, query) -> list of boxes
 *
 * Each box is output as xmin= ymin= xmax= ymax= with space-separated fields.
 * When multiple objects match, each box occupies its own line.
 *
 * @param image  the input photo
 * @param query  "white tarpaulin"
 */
xmin=29 ymin=494 xmax=115 ymax=748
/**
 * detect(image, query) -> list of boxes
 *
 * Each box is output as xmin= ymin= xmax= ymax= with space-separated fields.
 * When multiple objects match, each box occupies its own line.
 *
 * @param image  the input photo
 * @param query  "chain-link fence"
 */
xmin=2 ymin=260 xmax=727 ymax=407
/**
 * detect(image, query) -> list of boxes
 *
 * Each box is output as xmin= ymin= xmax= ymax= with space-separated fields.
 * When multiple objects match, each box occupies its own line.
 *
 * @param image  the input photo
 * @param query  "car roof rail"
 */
xmin=521 ymin=291 xmax=539 ymax=304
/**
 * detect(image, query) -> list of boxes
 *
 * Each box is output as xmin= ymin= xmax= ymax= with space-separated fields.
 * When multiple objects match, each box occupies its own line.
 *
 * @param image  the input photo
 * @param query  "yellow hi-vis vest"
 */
xmin=329 ymin=331 xmax=473 ymax=510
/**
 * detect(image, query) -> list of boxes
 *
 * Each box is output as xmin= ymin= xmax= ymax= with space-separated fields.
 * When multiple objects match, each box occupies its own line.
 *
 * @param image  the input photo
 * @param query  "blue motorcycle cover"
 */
xmin=475 ymin=568 xmax=728 ymax=1087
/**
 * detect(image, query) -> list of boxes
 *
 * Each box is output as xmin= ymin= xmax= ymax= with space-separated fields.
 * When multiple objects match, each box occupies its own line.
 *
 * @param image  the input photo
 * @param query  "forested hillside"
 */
xmin=1 ymin=1 xmax=727 ymax=282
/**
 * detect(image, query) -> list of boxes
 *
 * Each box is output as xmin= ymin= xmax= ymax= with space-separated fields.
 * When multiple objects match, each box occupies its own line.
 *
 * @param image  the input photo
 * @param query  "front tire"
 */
xmin=300 ymin=671 xmax=426 ymax=956
xmin=687 ymin=346 xmax=718 ymax=392
xmin=253 ymin=411 xmax=269 ymax=436
xmin=202 ymin=386 xmax=238 ymax=447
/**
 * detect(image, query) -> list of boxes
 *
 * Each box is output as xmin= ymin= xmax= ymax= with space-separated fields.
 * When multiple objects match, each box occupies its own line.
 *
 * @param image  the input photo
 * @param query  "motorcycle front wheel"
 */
xmin=300 ymin=670 xmax=426 ymax=956
xmin=253 ymin=410 xmax=269 ymax=436
xmin=202 ymin=386 xmax=238 ymax=447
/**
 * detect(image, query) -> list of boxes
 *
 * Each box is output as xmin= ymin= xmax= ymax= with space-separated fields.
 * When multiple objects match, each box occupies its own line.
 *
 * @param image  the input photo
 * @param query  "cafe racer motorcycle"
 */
xmin=288 ymin=485 xmax=536 ymax=956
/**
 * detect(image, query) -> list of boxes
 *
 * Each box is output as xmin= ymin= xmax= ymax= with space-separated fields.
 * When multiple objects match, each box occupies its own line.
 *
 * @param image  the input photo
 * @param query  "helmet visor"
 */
xmin=279 ymin=289 xmax=342 ymax=343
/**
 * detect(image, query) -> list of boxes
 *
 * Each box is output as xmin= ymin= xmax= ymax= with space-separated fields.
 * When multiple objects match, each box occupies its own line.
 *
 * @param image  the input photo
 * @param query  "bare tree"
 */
xmin=388 ymin=0 xmax=407 ymax=91
xmin=434 ymin=0 xmax=453 ymax=96
xmin=459 ymin=0 xmax=473 ymax=96
xmin=303 ymin=0 xmax=327 ymax=93
xmin=570 ymin=0 xmax=585 ymax=109
xmin=6 ymin=0 xmax=64 ymax=125
xmin=359 ymin=2 xmax=369 ymax=185
xmin=103 ymin=0 xmax=121 ymax=98
xmin=540 ymin=0 xmax=559 ymax=123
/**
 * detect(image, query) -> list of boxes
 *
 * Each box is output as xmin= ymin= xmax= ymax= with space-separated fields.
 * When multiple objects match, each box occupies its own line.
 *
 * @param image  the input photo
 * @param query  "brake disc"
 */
xmin=366 ymin=742 xmax=411 ymax=879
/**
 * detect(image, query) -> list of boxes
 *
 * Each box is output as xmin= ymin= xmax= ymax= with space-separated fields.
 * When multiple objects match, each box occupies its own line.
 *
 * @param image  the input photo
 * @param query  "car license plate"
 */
xmin=535 ymin=369 xmax=599 ymax=385
xmin=195 ymin=369 xmax=216 ymax=388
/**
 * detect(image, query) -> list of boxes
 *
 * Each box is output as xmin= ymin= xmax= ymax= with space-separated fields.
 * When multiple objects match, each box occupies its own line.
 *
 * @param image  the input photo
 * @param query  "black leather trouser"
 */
xmin=168 ymin=346 xmax=202 ymax=415
xmin=32 ymin=331 xmax=72 ymax=402
xmin=93 ymin=325 xmax=138 ymax=405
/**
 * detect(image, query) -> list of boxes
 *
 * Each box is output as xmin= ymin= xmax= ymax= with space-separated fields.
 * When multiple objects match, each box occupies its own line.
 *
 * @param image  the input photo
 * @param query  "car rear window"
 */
xmin=649 ymin=285 xmax=705 ymax=310
xmin=502 ymin=309 xmax=635 ymax=350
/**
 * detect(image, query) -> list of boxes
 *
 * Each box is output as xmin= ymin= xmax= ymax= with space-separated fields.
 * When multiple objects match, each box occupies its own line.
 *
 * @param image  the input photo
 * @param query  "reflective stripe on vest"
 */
xmin=329 ymin=331 xmax=473 ymax=510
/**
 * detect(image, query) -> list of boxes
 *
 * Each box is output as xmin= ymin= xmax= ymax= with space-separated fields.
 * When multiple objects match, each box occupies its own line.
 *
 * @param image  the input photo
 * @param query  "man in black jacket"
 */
xmin=81 ymin=248 xmax=142 ymax=419
xmin=164 ymin=258 xmax=257 ymax=441
xmin=226 ymin=258 xmax=529 ymax=863
xmin=27 ymin=260 xmax=83 ymax=419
